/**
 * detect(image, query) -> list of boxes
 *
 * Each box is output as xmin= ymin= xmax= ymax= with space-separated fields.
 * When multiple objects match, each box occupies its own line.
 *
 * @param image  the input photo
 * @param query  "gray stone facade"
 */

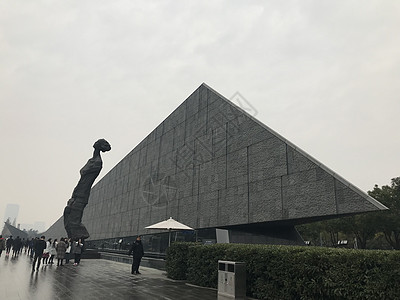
xmin=46 ymin=83 xmax=386 ymax=241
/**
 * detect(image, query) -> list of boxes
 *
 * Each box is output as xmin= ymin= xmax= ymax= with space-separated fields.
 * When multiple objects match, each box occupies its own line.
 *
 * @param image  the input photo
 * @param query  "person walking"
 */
xmin=0 ymin=235 xmax=5 ymax=257
xmin=23 ymin=238 xmax=28 ymax=253
xmin=29 ymin=238 xmax=35 ymax=258
xmin=32 ymin=236 xmax=47 ymax=271
xmin=128 ymin=236 xmax=144 ymax=275
xmin=48 ymin=239 xmax=57 ymax=264
xmin=6 ymin=236 xmax=13 ymax=255
xmin=65 ymin=238 xmax=71 ymax=264
xmin=56 ymin=238 xmax=66 ymax=266
xmin=42 ymin=238 xmax=52 ymax=264
xmin=73 ymin=239 xmax=84 ymax=266
xmin=12 ymin=236 xmax=22 ymax=257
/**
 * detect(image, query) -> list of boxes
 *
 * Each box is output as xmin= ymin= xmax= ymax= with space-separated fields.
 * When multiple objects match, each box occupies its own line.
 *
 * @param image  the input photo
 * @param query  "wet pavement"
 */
xmin=0 ymin=253 xmax=217 ymax=300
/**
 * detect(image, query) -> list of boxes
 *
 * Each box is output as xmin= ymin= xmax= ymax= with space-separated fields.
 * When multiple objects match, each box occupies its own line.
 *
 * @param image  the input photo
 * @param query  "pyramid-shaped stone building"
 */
xmin=45 ymin=83 xmax=386 ymax=248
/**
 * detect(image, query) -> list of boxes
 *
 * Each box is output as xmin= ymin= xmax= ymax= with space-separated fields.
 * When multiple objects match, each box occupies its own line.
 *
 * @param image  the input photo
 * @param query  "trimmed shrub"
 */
xmin=187 ymin=244 xmax=229 ymax=288
xmin=166 ymin=243 xmax=400 ymax=299
xmin=165 ymin=242 xmax=196 ymax=280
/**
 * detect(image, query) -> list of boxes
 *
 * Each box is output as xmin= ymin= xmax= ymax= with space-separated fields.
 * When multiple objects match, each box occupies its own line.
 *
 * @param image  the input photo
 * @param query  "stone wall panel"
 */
xmin=62 ymin=83 xmax=385 ymax=242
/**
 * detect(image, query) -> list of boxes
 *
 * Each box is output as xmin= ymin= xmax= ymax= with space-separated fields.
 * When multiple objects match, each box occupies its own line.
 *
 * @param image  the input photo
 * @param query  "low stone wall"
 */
xmin=99 ymin=251 xmax=166 ymax=271
xmin=82 ymin=249 xmax=101 ymax=259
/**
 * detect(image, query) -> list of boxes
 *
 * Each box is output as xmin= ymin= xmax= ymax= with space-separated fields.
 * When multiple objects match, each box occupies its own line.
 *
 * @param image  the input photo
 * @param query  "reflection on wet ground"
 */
xmin=0 ymin=253 xmax=217 ymax=300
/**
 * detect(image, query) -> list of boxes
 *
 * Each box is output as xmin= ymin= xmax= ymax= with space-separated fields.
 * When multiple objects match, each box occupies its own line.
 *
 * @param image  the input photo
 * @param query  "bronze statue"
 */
xmin=64 ymin=139 xmax=111 ymax=240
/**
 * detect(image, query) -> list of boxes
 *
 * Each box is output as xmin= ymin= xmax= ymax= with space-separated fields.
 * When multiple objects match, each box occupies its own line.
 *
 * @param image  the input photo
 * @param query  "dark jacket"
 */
xmin=0 ymin=238 xmax=5 ymax=250
xmin=34 ymin=239 xmax=47 ymax=255
xmin=128 ymin=241 xmax=144 ymax=259
xmin=72 ymin=241 xmax=84 ymax=254
xmin=6 ymin=237 xmax=13 ymax=248
xmin=13 ymin=237 xmax=22 ymax=250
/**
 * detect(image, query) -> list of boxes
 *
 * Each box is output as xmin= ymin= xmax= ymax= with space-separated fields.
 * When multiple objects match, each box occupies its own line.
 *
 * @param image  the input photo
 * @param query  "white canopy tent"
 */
xmin=145 ymin=217 xmax=194 ymax=246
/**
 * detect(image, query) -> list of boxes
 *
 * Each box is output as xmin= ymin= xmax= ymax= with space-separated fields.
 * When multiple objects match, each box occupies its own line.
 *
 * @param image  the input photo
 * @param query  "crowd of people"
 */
xmin=0 ymin=234 xmax=84 ymax=271
xmin=0 ymin=234 xmax=145 ymax=275
xmin=0 ymin=234 xmax=26 ymax=257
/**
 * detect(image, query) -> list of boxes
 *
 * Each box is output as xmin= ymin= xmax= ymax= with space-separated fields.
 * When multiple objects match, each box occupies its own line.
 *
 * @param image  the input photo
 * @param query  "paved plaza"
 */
xmin=0 ymin=253 xmax=217 ymax=300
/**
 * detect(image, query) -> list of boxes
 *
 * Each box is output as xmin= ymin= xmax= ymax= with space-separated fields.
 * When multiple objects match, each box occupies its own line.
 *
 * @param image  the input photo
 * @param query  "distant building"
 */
xmin=1 ymin=222 xmax=28 ymax=239
xmin=20 ymin=223 xmax=34 ymax=231
xmin=3 ymin=204 xmax=19 ymax=224
xmin=19 ymin=222 xmax=46 ymax=233
xmin=33 ymin=221 xmax=46 ymax=233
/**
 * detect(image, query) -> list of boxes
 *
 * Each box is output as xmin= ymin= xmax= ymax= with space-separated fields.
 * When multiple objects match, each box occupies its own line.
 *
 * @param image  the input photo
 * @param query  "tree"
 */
xmin=321 ymin=219 xmax=342 ymax=247
xmin=368 ymin=177 xmax=400 ymax=250
xmin=297 ymin=219 xmax=349 ymax=247
xmin=340 ymin=214 xmax=378 ymax=249
xmin=297 ymin=221 xmax=325 ymax=246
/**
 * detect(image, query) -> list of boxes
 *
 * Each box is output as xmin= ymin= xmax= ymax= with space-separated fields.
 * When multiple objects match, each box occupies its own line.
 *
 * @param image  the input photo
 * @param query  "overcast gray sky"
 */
xmin=1 ymin=1 xmax=399 ymax=231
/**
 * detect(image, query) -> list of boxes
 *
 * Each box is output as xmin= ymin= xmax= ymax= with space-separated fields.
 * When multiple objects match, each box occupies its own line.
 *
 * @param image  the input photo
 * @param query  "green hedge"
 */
xmin=165 ymin=242 xmax=194 ymax=280
xmin=166 ymin=243 xmax=400 ymax=299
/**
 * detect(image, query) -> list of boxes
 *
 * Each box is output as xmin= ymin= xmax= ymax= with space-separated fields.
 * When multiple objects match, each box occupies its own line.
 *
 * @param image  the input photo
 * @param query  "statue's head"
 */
xmin=93 ymin=139 xmax=111 ymax=152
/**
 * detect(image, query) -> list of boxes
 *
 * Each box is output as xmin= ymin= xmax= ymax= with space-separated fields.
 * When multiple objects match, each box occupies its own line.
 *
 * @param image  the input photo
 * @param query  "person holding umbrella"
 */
xmin=128 ymin=236 xmax=144 ymax=275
